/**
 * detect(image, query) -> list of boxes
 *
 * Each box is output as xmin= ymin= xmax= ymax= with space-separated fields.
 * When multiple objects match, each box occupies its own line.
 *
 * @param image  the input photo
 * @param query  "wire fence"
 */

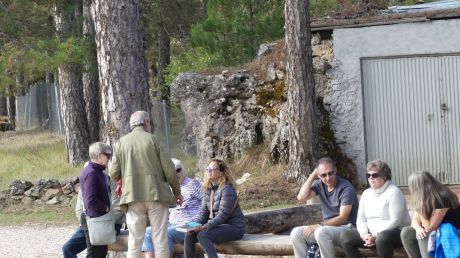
xmin=15 ymin=83 xmax=63 ymax=133
xmin=151 ymin=99 xmax=193 ymax=161
xmin=14 ymin=84 xmax=194 ymax=165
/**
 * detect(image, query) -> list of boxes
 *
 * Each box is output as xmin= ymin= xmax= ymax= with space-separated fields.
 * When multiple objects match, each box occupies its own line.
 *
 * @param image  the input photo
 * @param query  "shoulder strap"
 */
xmin=230 ymin=191 xmax=239 ymax=213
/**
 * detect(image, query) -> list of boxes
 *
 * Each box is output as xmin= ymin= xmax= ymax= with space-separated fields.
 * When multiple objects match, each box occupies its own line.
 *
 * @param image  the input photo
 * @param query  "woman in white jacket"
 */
xmin=340 ymin=160 xmax=411 ymax=258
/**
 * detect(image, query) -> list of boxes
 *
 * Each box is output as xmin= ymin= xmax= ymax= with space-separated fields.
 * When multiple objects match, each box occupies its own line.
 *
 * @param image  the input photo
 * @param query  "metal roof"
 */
xmin=385 ymin=0 xmax=460 ymax=14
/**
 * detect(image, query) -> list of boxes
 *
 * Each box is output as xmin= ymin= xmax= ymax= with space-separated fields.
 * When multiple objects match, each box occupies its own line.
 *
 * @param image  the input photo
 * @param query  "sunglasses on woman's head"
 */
xmin=206 ymin=167 xmax=219 ymax=173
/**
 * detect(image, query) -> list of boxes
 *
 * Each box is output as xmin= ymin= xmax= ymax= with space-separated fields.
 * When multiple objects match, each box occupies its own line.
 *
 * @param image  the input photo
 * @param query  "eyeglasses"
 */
xmin=206 ymin=167 xmax=219 ymax=173
xmin=102 ymin=153 xmax=111 ymax=159
xmin=319 ymin=170 xmax=335 ymax=178
xmin=366 ymin=173 xmax=380 ymax=179
xmin=176 ymin=168 xmax=182 ymax=173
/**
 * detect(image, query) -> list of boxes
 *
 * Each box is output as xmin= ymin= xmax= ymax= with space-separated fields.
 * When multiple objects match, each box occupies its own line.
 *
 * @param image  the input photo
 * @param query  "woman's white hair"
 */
xmin=88 ymin=142 xmax=112 ymax=162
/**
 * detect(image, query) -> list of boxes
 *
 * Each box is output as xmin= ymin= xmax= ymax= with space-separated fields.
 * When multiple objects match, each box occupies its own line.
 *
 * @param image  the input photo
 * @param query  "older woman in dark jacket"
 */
xmin=184 ymin=159 xmax=245 ymax=258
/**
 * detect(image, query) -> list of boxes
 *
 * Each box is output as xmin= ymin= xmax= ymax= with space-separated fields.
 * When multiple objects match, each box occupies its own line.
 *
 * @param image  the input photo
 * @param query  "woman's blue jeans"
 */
xmin=184 ymin=224 xmax=244 ymax=258
xmin=63 ymin=227 xmax=86 ymax=258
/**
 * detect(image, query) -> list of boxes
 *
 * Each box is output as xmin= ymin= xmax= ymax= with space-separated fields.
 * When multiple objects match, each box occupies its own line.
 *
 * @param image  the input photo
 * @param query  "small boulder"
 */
xmin=257 ymin=42 xmax=277 ymax=57
xmin=69 ymin=176 xmax=79 ymax=185
xmin=42 ymin=188 xmax=62 ymax=201
xmin=46 ymin=196 xmax=60 ymax=205
xmin=36 ymin=179 xmax=61 ymax=189
xmin=62 ymin=183 xmax=75 ymax=195
xmin=9 ymin=180 xmax=33 ymax=196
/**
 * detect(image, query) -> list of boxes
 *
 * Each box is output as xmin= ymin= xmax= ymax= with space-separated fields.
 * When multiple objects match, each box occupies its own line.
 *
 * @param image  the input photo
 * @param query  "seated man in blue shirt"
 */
xmin=290 ymin=157 xmax=359 ymax=258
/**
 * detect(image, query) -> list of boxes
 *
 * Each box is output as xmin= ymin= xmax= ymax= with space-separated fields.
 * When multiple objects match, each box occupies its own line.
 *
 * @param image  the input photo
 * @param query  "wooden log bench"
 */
xmin=109 ymin=205 xmax=408 ymax=257
xmin=109 ymin=231 xmax=408 ymax=257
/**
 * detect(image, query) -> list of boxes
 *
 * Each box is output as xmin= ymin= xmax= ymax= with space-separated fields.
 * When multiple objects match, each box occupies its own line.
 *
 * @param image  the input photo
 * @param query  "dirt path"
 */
xmin=0 ymin=224 xmax=86 ymax=258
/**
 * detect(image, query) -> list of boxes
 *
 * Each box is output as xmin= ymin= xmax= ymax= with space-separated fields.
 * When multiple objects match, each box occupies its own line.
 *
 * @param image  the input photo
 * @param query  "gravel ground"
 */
xmin=0 ymin=225 xmax=292 ymax=258
xmin=0 ymin=224 xmax=87 ymax=258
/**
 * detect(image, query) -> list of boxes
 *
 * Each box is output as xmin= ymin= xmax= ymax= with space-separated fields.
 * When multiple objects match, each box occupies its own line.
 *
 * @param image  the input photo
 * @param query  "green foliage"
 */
xmin=0 ymin=37 xmax=88 ymax=95
xmin=49 ymin=37 xmax=88 ymax=67
xmin=190 ymin=0 xmax=284 ymax=67
xmin=0 ymin=0 xmax=90 ymax=96
xmin=310 ymin=0 xmax=339 ymax=18
xmin=142 ymin=0 xmax=205 ymax=94
xmin=164 ymin=47 xmax=219 ymax=85
xmin=0 ymin=0 xmax=54 ymax=45
xmin=161 ymin=0 xmax=285 ymax=96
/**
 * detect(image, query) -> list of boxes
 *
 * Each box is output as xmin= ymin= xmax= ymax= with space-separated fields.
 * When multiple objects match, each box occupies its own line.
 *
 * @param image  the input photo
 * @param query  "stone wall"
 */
xmin=0 ymin=178 xmax=79 ymax=211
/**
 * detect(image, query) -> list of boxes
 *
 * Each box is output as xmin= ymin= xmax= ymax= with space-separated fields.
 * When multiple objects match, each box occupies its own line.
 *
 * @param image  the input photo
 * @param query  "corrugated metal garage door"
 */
xmin=362 ymin=54 xmax=460 ymax=186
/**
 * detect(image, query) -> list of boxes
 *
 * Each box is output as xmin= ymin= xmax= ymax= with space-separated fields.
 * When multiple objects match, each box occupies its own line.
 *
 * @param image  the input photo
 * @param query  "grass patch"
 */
xmin=0 ymin=205 xmax=76 ymax=226
xmin=229 ymin=144 xmax=299 ymax=211
xmin=0 ymin=130 xmax=82 ymax=190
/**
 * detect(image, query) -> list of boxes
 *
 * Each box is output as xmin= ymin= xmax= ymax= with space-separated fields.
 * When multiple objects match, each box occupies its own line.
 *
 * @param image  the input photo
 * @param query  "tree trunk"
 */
xmin=6 ymin=85 xmax=16 ymax=129
xmin=247 ymin=0 xmax=256 ymax=56
xmin=157 ymin=24 xmax=170 ymax=99
xmin=91 ymin=0 xmax=151 ymax=145
xmin=83 ymin=0 xmax=100 ymax=143
xmin=46 ymin=71 xmax=54 ymax=84
xmin=15 ymin=74 xmax=26 ymax=130
xmin=58 ymin=64 xmax=90 ymax=165
xmin=284 ymin=0 xmax=318 ymax=181
xmin=0 ymin=95 xmax=7 ymax=116
xmin=245 ymin=205 xmax=322 ymax=234
xmin=55 ymin=3 xmax=90 ymax=166
xmin=15 ymin=73 xmax=27 ymax=96
xmin=199 ymin=0 xmax=207 ymax=18
xmin=44 ymin=71 xmax=54 ymax=131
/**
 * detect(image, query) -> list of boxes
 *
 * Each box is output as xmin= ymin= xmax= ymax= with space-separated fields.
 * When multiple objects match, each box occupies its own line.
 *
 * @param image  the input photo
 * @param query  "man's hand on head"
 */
xmin=311 ymin=168 xmax=319 ymax=178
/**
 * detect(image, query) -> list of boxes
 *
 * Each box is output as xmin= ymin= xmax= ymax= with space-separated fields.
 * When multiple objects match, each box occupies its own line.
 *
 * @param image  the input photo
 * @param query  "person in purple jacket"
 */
xmin=79 ymin=142 xmax=113 ymax=258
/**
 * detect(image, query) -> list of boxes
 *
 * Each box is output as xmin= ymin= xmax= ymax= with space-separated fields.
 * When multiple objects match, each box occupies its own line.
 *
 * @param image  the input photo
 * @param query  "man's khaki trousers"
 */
xmin=126 ymin=201 xmax=169 ymax=258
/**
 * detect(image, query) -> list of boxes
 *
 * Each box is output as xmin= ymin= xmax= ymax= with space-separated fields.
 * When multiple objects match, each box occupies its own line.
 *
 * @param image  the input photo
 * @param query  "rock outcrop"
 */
xmin=171 ymin=34 xmax=357 ymax=182
xmin=171 ymin=70 xmax=264 ymax=170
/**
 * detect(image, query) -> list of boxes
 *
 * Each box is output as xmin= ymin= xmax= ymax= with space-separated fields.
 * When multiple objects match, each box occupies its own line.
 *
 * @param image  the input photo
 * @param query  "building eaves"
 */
xmin=311 ymin=6 xmax=460 ymax=31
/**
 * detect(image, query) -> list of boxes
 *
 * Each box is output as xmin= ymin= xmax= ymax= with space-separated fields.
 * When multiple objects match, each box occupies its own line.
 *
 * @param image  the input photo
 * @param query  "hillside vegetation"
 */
xmin=0 ymin=130 xmax=299 ymax=225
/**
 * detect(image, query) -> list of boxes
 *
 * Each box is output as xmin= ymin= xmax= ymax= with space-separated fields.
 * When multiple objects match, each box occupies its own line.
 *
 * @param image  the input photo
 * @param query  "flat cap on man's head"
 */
xmin=129 ymin=111 xmax=150 ymax=130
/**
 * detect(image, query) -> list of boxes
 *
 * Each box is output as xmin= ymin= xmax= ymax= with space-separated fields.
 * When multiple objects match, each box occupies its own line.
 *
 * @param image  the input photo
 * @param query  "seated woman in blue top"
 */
xmin=184 ymin=158 xmax=245 ymax=258
xmin=401 ymin=171 xmax=460 ymax=258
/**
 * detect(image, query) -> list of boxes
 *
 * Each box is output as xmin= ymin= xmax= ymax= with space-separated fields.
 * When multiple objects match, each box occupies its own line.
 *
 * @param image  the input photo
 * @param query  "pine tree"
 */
xmin=82 ymin=0 xmax=100 ymax=143
xmin=91 ymin=0 xmax=151 ymax=144
xmin=284 ymin=0 xmax=318 ymax=180
xmin=54 ymin=1 xmax=91 ymax=165
xmin=191 ymin=0 xmax=284 ymax=66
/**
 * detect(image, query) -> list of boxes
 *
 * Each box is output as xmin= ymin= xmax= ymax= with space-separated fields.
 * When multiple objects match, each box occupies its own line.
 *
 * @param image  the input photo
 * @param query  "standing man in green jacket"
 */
xmin=109 ymin=110 xmax=183 ymax=258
